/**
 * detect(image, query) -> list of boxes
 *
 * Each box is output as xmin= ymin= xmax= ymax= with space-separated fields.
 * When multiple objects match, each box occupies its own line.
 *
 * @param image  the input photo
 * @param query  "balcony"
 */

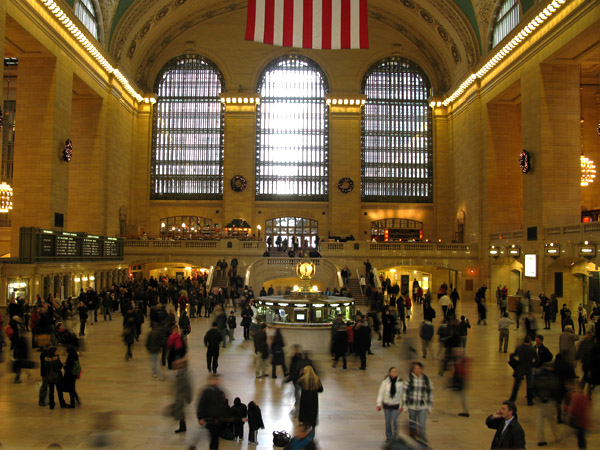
xmin=123 ymin=238 xmax=476 ymax=262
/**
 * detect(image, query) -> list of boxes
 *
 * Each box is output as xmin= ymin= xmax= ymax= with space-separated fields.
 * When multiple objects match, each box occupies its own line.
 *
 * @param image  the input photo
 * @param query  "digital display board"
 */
xmin=19 ymin=227 xmax=123 ymax=263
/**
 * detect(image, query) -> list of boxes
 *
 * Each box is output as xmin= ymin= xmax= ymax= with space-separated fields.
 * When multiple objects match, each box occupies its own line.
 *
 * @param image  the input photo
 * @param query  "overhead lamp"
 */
xmin=488 ymin=245 xmax=500 ymax=257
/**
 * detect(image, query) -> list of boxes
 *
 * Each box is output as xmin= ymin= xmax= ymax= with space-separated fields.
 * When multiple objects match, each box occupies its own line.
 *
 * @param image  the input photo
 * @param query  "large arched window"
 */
xmin=256 ymin=55 xmax=329 ymax=201
xmin=490 ymin=0 xmax=520 ymax=48
xmin=151 ymin=55 xmax=225 ymax=199
xmin=75 ymin=0 xmax=99 ymax=40
xmin=361 ymin=57 xmax=433 ymax=203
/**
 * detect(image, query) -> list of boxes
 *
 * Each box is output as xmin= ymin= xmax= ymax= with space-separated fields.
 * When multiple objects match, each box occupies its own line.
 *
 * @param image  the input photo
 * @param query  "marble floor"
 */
xmin=0 ymin=303 xmax=598 ymax=450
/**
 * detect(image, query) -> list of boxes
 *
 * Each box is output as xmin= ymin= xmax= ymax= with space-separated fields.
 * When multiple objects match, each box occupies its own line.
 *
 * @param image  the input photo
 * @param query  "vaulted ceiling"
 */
xmin=80 ymin=1 xmax=539 ymax=93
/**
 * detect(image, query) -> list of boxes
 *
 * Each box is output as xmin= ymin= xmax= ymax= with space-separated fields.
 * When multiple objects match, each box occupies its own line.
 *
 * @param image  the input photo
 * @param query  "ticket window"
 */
xmin=294 ymin=308 xmax=308 ymax=323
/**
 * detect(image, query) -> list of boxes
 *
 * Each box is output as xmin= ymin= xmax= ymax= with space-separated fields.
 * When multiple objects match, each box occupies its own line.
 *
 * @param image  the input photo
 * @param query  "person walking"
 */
xmin=254 ymin=322 xmax=269 ymax=378
xmin=401 ymin=361 xmax=433 ymax=443
xmin=354 ymin=315 xmax=371 ymax=370
xmin=196 ymin=374 xmax=229 ymax=450
xmin=376 ymin=367 xmax=403 ymax=443
xmin=498 ymin=313 xmax=514 ymax=353
xmin=298 ymin=366 xmax=323 ymax=431
xmin=485 ymin=401 xmax=526 ymax=449
xmin=146 ymin=322 xmax=163 ymax=378
xmin=204 ymin=322 xmax=223 ymax=374
xmin=331 ymin=323 xmax=348 ymax=370
xmin=559 ymin=325 xmax=579 ymax=368
xmin=381 ymin=309 xmax=397 ymax=347
xmin=509 ymin=335 xmax=539 ymax=406
xmin=172 ymin=358 xmax=192 ymax=434
xmin=241 ymin=304 xmax=253 ymax=340
xmin=271 ymin=328 xmax=287 ymax=378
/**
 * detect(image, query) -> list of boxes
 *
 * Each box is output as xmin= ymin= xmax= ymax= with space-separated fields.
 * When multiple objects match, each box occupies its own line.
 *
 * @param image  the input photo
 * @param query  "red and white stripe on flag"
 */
xmin=246 ymin=0 xmax=369 ymax=49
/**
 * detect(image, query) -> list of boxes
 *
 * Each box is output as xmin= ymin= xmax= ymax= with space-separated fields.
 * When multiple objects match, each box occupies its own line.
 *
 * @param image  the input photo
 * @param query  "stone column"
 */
xmin=328 ymin=96 xmax=363 ymax=238
xmin=222 ymin=96 xmax=257 ymax=232
xmin=11 ymin=55 xmax=73 ymax=255
xmin=521 ymin=63 xmax=581 ymax=229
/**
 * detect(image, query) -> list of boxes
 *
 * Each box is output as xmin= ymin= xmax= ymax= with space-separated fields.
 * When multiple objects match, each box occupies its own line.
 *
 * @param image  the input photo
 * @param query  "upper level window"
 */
xmin=151 ymin=55 xmax=225 ymax=200
xmin=361 ymin=57 xmax=433 ymax=203
xmin=491 ymin=0 xmax=520 ymax=48
xmin=256 ymin=55 xmax=329 ymax=201
xmin=75 ymin=0 xmax=99 ymax=40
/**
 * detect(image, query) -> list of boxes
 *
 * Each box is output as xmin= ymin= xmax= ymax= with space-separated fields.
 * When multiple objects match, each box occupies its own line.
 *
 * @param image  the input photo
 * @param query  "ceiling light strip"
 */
xmin=441 ymin=0 xmax=569 ymax=107
xmin=39 ymin=0 xmax=155 ymax=104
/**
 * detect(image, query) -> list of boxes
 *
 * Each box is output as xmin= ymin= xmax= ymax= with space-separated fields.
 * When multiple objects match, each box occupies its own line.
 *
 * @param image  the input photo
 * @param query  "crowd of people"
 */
xmin=3 ymin=267 xmax=600 ymax=449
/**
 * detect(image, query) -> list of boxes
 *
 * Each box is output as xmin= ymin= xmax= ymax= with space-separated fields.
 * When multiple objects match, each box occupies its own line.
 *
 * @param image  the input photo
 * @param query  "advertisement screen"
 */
xmin=524 ymin=254 xmax=537 ymax=278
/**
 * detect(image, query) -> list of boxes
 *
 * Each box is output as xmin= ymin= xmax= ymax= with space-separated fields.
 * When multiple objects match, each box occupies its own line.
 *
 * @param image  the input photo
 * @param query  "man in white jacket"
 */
xmin=376 ymin=367 xmax=403 ymax=443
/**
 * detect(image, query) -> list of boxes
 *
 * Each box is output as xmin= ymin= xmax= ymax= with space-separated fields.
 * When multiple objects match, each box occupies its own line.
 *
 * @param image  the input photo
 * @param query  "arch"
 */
xmin=361 ymin=57 xmax=433 ymax=203
xmin=74 ymin=0 xmax=104 ymax=44
xmin=265 ymin=217 xmax=320 ymax=249
xmin=150 ymin=54 xmax=225 ymax=200
xmin=255 ymin=55 xmax=329 ymax=201
xmin=488 ymin=0 xmax=521 ymax=50
xmin=371 ymin=218 xmax=423 ymax=242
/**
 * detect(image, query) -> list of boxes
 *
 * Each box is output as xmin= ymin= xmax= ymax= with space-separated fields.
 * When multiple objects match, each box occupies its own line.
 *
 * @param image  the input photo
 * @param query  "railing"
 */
xmin=490 ymin=222 xmax=600 ymax=241
xmin=267 ymin=258 xmax=321 ymax=266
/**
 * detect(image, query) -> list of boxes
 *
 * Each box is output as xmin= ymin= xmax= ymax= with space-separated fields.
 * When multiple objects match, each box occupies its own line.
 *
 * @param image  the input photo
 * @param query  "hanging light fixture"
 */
xmin=581 ymin=155 xmax=596 ymax=186
xmin=0 ymin=182 xmax=13 ymax=212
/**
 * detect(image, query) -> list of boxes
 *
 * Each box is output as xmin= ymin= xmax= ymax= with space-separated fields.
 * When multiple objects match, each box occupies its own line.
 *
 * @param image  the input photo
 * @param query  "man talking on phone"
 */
xmin=485 ymin=400 xmax=526 ymax=449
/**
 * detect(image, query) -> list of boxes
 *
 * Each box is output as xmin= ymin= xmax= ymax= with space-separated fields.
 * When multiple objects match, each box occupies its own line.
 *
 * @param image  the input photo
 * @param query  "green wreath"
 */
xmin=231 ymin=175 xmax=247 ymax=192
xmin=337 ymin=177 xmax=354 ymax=193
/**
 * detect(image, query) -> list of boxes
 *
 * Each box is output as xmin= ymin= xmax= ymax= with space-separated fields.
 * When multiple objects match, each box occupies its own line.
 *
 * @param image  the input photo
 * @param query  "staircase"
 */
xmin=346 ymin=278 xmax=367 ymax=307
xmin=211 ymin=274 xmax=229 ymax=290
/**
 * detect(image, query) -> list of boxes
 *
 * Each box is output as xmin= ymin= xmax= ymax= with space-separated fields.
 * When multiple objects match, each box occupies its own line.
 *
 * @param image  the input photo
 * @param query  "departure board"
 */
xmin=19 ymin=227 xmax=124 ymax=263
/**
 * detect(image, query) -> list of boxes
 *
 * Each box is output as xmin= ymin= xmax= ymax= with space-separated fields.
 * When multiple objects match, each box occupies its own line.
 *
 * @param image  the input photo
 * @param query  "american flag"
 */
xmin=245 ymin=0 xmax=369 ymax=49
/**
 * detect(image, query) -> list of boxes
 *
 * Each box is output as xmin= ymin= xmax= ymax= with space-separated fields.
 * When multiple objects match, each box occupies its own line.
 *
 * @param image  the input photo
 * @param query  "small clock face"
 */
xmin=519 ymin=150 xmax=530 ymax=173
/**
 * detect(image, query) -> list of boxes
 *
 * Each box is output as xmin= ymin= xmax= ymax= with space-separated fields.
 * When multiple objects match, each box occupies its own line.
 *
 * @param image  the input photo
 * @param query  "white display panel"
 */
xmin=524 ymin=254 xmax=537 ymax=278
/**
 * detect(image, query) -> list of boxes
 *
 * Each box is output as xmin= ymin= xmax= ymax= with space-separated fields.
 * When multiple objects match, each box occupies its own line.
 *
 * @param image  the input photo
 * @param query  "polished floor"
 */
xmin=0 ymin=302 xmax=598 ymax=450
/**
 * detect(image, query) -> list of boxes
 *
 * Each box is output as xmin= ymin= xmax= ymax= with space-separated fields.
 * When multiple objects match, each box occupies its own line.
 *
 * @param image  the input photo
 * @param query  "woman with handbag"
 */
xmin=63 ymin=346 xmax=81 ymax=408
xmin=44 ymin=346 xmax=67 ymax=409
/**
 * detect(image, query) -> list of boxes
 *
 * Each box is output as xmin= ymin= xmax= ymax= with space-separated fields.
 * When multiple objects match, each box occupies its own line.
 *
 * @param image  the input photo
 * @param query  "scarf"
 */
xmin=390 ymin=376 xmax=397 ymax=398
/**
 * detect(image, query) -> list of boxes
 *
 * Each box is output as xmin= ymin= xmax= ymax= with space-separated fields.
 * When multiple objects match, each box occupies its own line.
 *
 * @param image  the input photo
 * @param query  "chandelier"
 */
xmin=0 ymin=182 xmax=13 ymax=213
xmin=581 ymin=155 xmax=596 ymax=186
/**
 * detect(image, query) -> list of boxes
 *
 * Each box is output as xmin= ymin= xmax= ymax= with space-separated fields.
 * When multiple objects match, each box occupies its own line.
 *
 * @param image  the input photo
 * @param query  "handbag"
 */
xmin=273 ymin=430 xmax=291 ymax=447
xmin=72 ymin=359 xmax=82 ymax=378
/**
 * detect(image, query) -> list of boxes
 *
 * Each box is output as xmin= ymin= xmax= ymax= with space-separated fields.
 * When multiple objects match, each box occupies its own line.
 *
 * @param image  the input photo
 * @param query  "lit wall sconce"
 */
xmin=488 ymin=245 xmax=500 ymax=257
xmin=578 ymin=241 xmax=596 ymax=258
xmin=544 ymin=242 xmax=560 ymax=257
xmin=508 ymin=244 xmax=521 ymax=258
xmin=220 ymin=94 xmax=261 ymax=105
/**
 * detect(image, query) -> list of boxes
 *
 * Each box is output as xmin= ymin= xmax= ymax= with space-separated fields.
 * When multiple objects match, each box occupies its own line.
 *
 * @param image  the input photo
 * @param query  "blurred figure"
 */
xmin=196 ymin=374 xmax=229 ymax=450
xmin=172 ymin=358 xmax=192 ymax=434
xmin=564 ymin=381 xmax=593 ymax=449
xmin=450 ymin=348 xmax=470 ymax=418
xmin=298 ymin=366 xmax=324 ymax=431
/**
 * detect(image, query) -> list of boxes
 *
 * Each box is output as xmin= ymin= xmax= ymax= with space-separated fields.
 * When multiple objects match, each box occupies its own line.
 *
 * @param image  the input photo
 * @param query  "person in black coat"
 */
xmin=331 ymin=324 xmax=348 ymax=370
xmin=230 ymin=397 xmax=247 ymax=442
xmin=62 ymin=346 xmax=80 ymax=408
xmin=271 ymin=328 xmax=287 ymax=378
xmin=354 ymin=316 xmax=371 ymax=370
xmin=381 ymin=309 xmax=397 ymax=347
xmin=509 ymin=336 xmax=539 ymax=405
xmin=298 ymin=366 xmax=323 ymax=429
xmin=241 ymin=305 xmax=253 ymax=340
xmin=196 ymin=374 xmax=229 ymax=450
xmin=485 ymin=401 xmax=526 ymax=449
xmin=247 ymin=401 xmax=265 ymax=444
xmin=534 ymin=335 xmax=553 ymax=368
xmin=204 ymin=322 xmax=223 ymax=374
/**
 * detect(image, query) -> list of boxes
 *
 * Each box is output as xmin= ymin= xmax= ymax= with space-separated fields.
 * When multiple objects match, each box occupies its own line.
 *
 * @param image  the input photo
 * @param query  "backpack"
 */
xmin=72 ymin=359 xmax=82 ymax=378
xmin=273 ymin=430 xmax=291 ymax=447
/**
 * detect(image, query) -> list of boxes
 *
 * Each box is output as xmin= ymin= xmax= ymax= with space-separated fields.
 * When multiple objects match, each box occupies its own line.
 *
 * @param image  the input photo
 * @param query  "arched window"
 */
xmin=361 ymin=57 xmax=433 ymax=203
xmin=256 ymin=55 xmax=329 ymax=201
xmin=265 ymin=217 xmax=319 ymax=248
xmin=75 ymin=0 xmax=99 ymax=40
xmin=151 ymin=55 xmax=225 ymax=199
xmin=490 ymin=0 xmax=520 ymax=48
